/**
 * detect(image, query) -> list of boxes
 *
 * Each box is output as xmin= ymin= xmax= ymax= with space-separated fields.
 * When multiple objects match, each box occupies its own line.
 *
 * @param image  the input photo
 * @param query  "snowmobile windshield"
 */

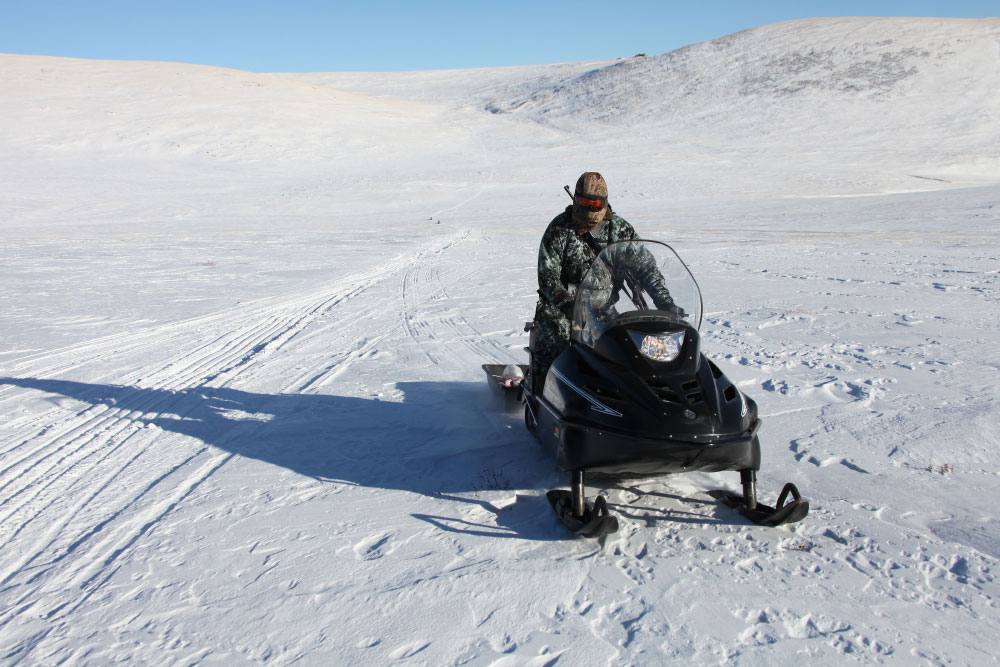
xmin=573 ymin=240 xmax=703 ymax=348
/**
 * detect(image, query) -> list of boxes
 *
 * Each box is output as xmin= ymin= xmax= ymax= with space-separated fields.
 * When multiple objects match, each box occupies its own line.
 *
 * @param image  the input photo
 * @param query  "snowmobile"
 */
xmin=484 ymin=240 xmax=809 ymax=538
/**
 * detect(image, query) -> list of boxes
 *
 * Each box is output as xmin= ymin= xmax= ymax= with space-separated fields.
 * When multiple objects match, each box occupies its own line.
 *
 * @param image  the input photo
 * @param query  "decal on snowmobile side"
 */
xmin=551 ymin=367 xmax=623 ymax=418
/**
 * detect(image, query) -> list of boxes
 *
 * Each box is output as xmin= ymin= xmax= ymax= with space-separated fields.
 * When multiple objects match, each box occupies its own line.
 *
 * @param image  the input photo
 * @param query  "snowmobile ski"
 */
xmin=709 ymin=482 xmax=809 ymax=527
xmin=546 ymin=490 xmax=619 ymax=538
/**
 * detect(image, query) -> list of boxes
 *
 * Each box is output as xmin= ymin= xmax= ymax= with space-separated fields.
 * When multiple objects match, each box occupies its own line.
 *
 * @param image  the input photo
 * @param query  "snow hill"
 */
xmin=297 ymin=17 xmax=1000 ymax=186
xmin=1 ymin=17 xmax=999 ymax=665
xmin=481 ymin=17 xmax=1000 ymax=138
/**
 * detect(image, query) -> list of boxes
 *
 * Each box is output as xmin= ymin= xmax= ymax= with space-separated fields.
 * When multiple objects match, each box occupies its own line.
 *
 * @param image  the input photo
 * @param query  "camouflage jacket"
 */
xmin=535 ymin=205 xmax=638 ymax=321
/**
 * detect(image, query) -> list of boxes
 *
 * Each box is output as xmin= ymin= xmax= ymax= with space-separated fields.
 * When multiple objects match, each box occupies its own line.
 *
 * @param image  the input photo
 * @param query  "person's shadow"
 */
xmin=1 ymin=376 xmax=562 ymax=540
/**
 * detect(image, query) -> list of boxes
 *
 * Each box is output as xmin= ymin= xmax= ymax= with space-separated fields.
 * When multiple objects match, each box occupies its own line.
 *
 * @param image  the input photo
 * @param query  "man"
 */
xmin=530 ymin=172 xmax=639 ymax=391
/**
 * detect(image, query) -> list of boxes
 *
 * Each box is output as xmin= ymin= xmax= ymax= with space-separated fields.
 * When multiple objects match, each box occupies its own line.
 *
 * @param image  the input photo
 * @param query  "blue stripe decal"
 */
xmin=552 ymin=368 xmax=623 ymax=418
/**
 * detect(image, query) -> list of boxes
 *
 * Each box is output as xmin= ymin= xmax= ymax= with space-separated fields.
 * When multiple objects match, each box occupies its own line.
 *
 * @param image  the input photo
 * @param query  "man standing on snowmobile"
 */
xmin=530 ymin=172 xmax=673 ymax=391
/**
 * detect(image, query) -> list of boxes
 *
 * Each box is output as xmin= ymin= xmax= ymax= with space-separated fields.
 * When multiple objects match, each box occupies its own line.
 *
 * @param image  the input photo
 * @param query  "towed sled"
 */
xmin=484 ymin=240 xmax=808 ymax=538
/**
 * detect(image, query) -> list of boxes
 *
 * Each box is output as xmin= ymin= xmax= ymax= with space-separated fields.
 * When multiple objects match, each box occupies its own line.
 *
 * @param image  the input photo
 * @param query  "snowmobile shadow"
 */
xmin=411 ymin=492 xmax=562 ymax=541
xmin=601 ymin=484 xmax=738 ymax=527
xmin=1 ymin=376 xmax=556 ymax=538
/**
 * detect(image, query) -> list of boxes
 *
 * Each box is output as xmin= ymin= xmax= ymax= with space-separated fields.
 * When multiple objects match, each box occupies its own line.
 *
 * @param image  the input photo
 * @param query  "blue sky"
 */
xmin=2 ymin=0 xmax=996 ymax=72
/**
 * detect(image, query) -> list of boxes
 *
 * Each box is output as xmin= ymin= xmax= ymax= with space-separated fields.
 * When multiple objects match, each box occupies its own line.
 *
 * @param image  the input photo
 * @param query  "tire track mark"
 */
xmin=400 ymin=231 xmax=522 ymax=371
xmin=0 ymin=230 xmax=471 ymax=629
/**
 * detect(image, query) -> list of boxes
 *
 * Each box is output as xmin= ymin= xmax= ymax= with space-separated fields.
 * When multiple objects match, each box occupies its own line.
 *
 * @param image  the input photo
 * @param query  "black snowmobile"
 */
xmin=484 ymin=240 xmax=809 ymax=537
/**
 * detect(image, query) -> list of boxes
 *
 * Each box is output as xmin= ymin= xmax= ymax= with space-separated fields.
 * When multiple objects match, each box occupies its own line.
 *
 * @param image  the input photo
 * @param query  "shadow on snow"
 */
xmin=2 ymin=376 xmax=742 ymax=538
xmin=1 ymin=376 xmax=570 ymax=540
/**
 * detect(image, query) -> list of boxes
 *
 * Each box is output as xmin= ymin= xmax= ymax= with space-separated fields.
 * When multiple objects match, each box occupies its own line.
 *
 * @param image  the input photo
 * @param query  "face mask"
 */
xmin=572 ymin=204 xmax=606 ymax=233
xmin=588 ymin=219 xmax=608 ymax=238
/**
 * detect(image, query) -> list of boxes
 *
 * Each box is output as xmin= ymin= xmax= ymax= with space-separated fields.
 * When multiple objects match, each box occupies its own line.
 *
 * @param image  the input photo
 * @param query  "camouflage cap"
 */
xmin=574 ymin=172 xmax=608 ymax=198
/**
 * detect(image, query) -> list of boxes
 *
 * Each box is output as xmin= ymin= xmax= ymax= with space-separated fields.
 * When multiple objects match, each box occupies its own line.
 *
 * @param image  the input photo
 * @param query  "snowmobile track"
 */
xmin=0 ymin=231 xmax=473 ymax=627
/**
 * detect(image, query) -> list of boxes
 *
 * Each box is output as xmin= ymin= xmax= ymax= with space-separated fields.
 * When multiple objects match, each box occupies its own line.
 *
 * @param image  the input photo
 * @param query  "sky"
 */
xmin=2 ymin=0 xmax=997 ymax=72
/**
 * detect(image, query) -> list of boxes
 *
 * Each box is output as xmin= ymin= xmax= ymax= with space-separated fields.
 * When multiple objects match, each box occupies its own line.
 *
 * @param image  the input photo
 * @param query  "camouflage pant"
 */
xmin=530 ymin=315 xmax=570 ymax=393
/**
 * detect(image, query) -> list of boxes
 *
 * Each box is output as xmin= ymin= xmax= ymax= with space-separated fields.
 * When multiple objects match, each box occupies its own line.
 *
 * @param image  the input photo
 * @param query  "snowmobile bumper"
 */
xmin=551 ymin=415 xmax=761 ymax=475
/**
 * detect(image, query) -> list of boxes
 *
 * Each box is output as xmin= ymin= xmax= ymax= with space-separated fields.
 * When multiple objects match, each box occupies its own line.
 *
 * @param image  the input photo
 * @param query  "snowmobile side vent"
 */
xmin=645 ymin=377 xmax=682 ymax=404
xmin=651 ymin=387 xmax=682 ymax=404
xmin=680 ymin=379 xmax=703 ymax=404
xmin=724 ymin=385 xmax=738 ymax=402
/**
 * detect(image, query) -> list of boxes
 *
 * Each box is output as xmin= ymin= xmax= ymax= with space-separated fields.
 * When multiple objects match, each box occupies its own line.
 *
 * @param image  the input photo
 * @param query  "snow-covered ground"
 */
xmin=1 ymin=17 xmax=999 ymax=665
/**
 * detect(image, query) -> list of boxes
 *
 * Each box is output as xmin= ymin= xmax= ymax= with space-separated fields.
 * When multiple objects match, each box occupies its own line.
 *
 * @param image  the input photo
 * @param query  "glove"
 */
xmin=552 ymin=290 xmax=575 ymax=320
xmin=659 ymin=300 xmax=686 ymax=319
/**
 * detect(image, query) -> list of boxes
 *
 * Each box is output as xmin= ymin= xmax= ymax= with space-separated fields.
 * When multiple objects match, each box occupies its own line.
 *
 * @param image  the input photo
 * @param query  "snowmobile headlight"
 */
xmin=629 ymin=331 xmax=685 ymax=362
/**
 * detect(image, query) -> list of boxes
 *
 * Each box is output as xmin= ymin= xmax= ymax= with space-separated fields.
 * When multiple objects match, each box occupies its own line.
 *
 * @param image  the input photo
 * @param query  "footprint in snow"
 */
xmin=353 ymin=532 xmax=393 ymax=560
xmin=388 ymin=640 xmax=430 ymax=660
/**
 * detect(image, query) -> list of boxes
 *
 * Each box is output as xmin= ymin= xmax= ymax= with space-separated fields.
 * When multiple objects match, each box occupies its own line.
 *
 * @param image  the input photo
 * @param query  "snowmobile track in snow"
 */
xmin=400 ymin=229 xmax=520 ymax=371
xmin=0 ymin=231 xmax=478 ymax=628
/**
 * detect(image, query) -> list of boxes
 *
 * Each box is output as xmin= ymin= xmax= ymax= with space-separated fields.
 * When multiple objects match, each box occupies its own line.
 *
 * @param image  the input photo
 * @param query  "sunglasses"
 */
xmin=575 ymin=194 xmax=606 ymax=210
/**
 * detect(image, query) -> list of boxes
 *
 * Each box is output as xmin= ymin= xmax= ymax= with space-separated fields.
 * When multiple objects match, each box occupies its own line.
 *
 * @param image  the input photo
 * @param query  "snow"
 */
xmin=1 ymin=16 xmax=999 ymax=665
